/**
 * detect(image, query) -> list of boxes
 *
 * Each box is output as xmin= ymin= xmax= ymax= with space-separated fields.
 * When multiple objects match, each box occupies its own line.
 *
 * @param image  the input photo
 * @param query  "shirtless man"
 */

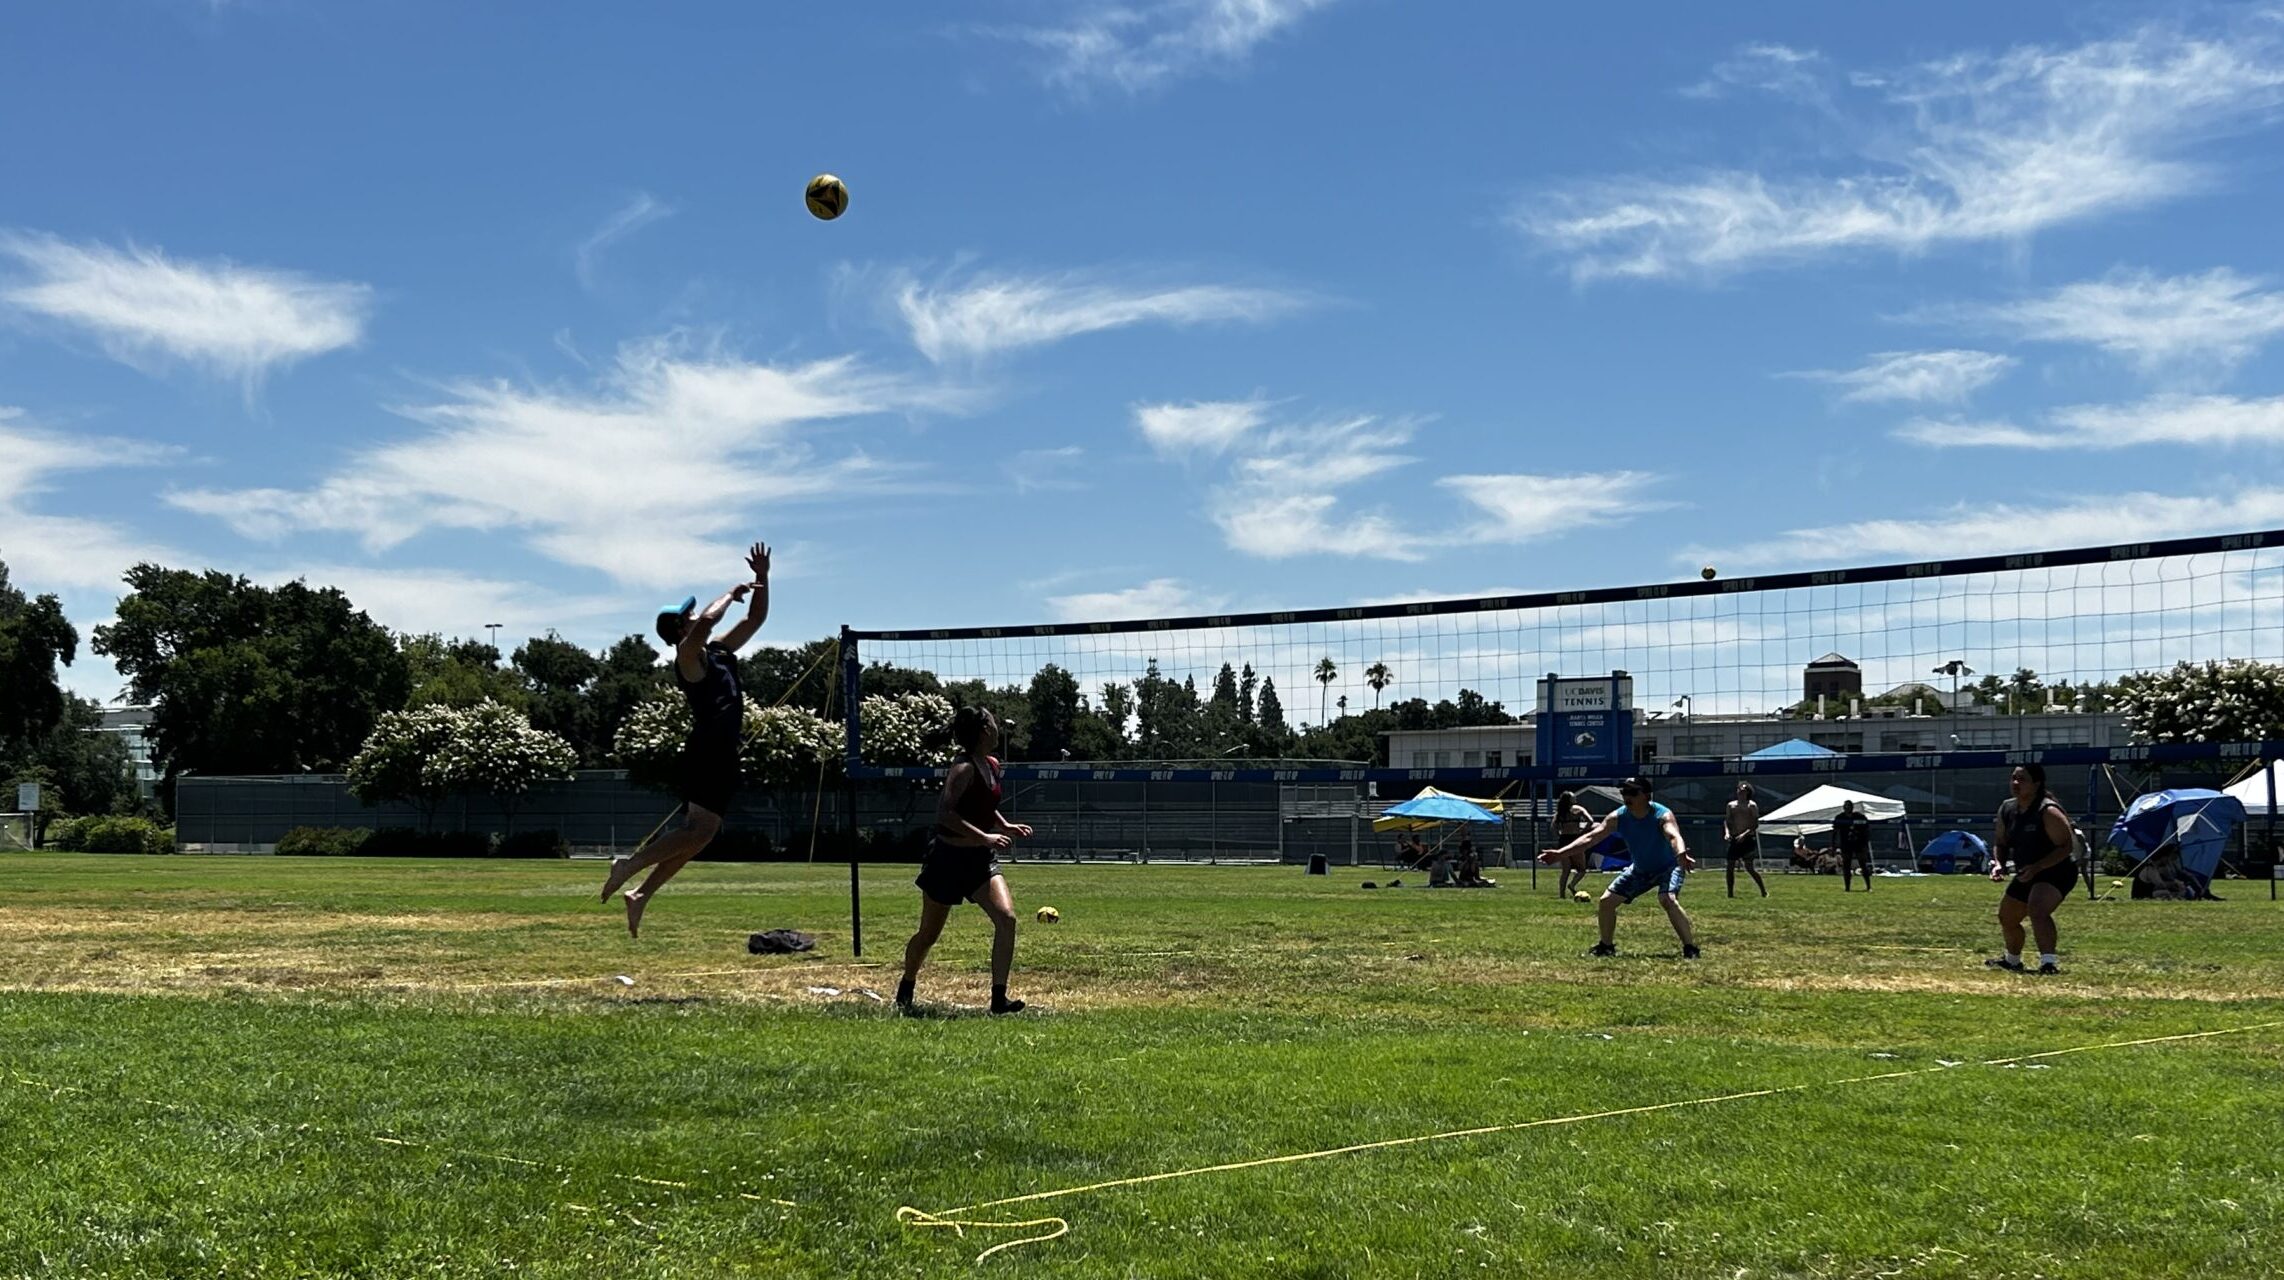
xmin=1724 ymin=782 xmax=1767 ymax=898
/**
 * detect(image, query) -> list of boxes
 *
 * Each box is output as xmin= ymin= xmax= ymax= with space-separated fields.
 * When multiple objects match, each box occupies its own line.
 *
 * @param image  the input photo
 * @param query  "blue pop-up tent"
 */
xmin=1744 ymin=738 xmax=1842 ymax=760
xmin=2110 ymin=789 xmax=2248 ymax=897
xmin=1919 ymin=830 xmax=1989 ymax=874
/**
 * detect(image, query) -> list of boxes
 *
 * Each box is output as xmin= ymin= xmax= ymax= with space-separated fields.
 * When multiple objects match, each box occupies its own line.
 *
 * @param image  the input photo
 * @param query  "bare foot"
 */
xmin=624 ymin=889 xmax=650 ymax=939
xmin=599 ymin=856 xmax=636 ymax=904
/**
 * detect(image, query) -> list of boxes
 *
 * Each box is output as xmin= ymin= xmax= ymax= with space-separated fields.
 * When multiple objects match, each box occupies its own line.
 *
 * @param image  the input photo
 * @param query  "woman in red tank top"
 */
xmin=897 ymin=706 xmax=1033 ymax=1014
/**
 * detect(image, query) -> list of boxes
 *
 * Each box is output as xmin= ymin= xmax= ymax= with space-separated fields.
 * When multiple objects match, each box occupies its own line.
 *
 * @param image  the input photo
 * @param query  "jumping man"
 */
xmin=1725 ymin=782 xmax=1767 ymax=898
xmin=1541 ymin=776 xmax=1699 ymax=959
xmin=600 ymin=541 xmax=772 ymax=937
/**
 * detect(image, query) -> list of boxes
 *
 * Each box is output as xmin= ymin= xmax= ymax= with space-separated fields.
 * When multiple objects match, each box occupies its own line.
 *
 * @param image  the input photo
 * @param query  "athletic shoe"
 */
xmin=1587 ymin=942 xmax=1617 ymax=957
xmin=2035 ymin=962 xmax=2060 ymax=975
xmin=990 ymin=997 xmax=1026 ymax=1015
xmin=1984 ymin=956 xmax=2026 ymax=972
xmin=1681 ymin=944 xmax=1702 ymax=960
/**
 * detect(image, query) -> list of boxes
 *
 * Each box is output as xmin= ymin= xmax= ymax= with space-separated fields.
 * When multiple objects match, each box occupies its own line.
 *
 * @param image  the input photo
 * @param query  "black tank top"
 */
xmin=942 ymin=756 xmax=1002 ymax=836
xmin=2001 ymin=797 xmax=2063 ymax=863
xmin=676 ymin=643 xmax=743 ymax=742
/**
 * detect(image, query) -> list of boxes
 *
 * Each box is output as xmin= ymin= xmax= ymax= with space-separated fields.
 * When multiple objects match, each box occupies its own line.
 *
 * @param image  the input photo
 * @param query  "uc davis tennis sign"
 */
xmin=1536 ymin=673 xmax=1634 ymax=773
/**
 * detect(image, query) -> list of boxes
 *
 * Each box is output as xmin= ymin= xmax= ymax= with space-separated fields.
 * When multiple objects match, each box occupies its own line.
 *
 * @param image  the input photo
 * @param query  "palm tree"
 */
xmin=1314 ymin=657 xmax=1338 ymax=725
xmin=1364 ymin=662 xmax=1393 ymax=708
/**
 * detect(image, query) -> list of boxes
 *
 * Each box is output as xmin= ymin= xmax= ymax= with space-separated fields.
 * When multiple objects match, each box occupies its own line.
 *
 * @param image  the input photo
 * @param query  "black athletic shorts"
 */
xmin=1727 ymin=834 xmax=1757 ymax=861
xmin=915 ymin=835 xmax=1003 ymax=906
xmin=678 ymin=735 xmax=739 ymax=816
xmin=2004 ymin=858 xmax=2080 ymax=903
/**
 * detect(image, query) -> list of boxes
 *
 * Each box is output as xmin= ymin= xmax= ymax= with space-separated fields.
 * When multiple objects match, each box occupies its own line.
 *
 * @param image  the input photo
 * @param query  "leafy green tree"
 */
xmin=7 ymin=696 xmax=135 ymax=833
xmin=1257 ymin=677 xmax=1289 ymax=739
xmin=1210 ymin=663 xmax=1240 ymax=717
xmin=513 ymin=632 xmax=601 ymax=761
xmin=1026 ymin=664 xmax=1084 ymax=761
xmin=0 ymin=560 xmax=77 ymax=757
xmin=2115 ymin=659 xmax=2284 ymax=744
xmin=586 ymin=636 xmax=670 ymax=762
xmin=402 ymin=634 xmax=530 ymax=711
xmin=943 ymin=679 xmax=1030 ymax=760
xmin=95 ymin=568 xmax=410 ymax=797
xmin=1134 ymin=660 xmax=1201 ymax=759
xmin=1238 ymin=664 xmax=1258 ymax=726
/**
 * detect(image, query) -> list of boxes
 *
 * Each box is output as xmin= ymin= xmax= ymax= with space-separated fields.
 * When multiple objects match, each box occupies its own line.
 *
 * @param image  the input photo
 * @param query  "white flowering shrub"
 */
xmin=2114 ymin=659 xmax=2284 ymax=744
xmin=349 ymin=704 xmax=465 ymax=815
xmin=613 ymin=696 xmax=691 ymax=788
xmin=742 ymin=699 xmax=846 ymax=785
xmin=861 ymin=691 xmax=953 ymax=765
xmin=430 ymin=700 xmax=577 ymax=800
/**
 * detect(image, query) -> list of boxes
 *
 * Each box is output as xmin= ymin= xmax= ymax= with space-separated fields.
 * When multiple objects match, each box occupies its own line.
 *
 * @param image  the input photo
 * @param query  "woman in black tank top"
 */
xmin=1985 ymin=763 xmax=2079 ymax=975
xmin=898 ymin=706 xmax=1033 ymax=1015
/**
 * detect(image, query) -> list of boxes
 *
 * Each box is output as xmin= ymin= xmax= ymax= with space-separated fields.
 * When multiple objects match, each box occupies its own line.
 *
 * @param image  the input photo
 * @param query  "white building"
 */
xmin=97 ymin=705 xmax=160 ymax=800
xmin=1385 ymin=705 xmax=2125 ymax=771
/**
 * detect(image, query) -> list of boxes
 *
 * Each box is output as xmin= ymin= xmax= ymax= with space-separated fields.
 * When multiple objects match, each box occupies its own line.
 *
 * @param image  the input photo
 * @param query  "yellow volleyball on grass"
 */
xmin=805 ymin=173 xmax=849 ymax=220
xmin=1572 ymin=891 xmax=1591 ymax=903
xmin=1035 ymin=906 xmax=1061 ymax=924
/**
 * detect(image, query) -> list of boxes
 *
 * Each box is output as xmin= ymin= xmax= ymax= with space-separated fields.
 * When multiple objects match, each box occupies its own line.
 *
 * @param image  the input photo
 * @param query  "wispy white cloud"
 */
xmin=0 ymin=232 xmax=370 ymax=388
xmin=259 ymin=563 xmax=631 ymax=645
xmin=166 ymin=334 xmax=949 ymax=589
xmin=894 ymin=268 xmax=1305 ymax=362
xmin=1001 ymin=0 xmax=1335 ymax=94
xmin=1517 ymin=23 xmax=2284 ymax=281
xmin=1682 ymin=43 xmax=1828 ymax=103
xmin=1439 ymin=472 xmax=1666 ymax=543
xmin=1136 ymin=396 xmax=1273 ymax=456
xmin=1685 ymin=487 xmax=2284 ymax=570
xmin=1004 ymin=445 xmax=1089 ymax=493
xmin=0 ymin=408 xmax=182 ymax=594
xmin=1958 ymin=268 xmax=2284 ymax=376
xmin=1135 ymin=399 xmax=1664 ymax=560
xmin=1045 ymin=577 xmax=1223 ymax=621
xmin=1786 ymin=349 xmax=2016 ymax=405
xmin=1898 ymin=392 xmax=2284 ymax=450
xmin=574 ymin=192 xmax=674 ymax=291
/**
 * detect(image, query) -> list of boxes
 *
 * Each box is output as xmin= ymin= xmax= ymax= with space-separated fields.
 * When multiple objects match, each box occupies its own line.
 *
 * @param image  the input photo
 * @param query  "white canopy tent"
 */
xmin=1759 ymin=784 xmax=1909 ymax=836
xmin=2223 ymin=767 xmax=2282 ymax=816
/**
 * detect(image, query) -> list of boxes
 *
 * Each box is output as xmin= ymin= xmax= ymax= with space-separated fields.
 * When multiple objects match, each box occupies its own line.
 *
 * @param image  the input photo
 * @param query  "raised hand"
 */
xmin=747 ymin=541 xmax=772 ymax=584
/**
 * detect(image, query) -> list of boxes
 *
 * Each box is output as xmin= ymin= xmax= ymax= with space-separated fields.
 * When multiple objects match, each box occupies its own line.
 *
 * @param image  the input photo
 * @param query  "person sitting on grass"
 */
xmin=897 ymin=706 xmax=1033 ymax=1015
xmin=1454 ymin=835 xmax=1492 ymax=887
xmin=599 ymin=541 xmax=771 ymax=938
xmin=1540 ymin=776 xmax=1700 ymax=959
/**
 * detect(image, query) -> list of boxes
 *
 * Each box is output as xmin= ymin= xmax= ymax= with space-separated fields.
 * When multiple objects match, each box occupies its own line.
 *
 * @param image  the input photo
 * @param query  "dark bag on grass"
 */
xmin=747 ymin=929 xmax=817 ymax=954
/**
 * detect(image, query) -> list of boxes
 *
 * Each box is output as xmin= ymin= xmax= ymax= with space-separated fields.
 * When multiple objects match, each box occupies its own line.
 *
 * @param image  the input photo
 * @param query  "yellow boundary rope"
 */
xmin=897 ymin=1019 xmax=2284 ymax=1263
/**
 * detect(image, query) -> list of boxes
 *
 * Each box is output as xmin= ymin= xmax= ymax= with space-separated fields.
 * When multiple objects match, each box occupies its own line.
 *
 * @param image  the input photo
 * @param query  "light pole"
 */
xmin=484 ymin=622 xmax=503 ymax=655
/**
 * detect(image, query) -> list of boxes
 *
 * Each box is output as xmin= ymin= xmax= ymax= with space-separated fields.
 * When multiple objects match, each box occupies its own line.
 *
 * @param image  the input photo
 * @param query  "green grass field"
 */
xmin=3 ymin=853 xmax=2280 ymax=1279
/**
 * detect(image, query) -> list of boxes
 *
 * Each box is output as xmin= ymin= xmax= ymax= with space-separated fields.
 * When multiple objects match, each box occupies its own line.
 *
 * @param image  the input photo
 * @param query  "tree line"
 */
xmin=8 ymin=556 xmax=2282 ymax=833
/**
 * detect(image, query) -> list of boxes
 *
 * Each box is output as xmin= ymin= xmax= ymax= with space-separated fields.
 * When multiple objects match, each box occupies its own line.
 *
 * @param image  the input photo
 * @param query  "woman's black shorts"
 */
xmin=2004 ymin=859 xmax=2080 ymax=903
xmin=915 ymin=836 xmax=1003 ymax=906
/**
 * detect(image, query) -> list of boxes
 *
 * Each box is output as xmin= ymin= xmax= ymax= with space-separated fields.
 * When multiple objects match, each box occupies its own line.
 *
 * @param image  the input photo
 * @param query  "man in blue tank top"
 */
xmin=600 ymin=541 xmax=772 ymax=937
xmin=1540 ymin=776 xmax=1701 ymax=959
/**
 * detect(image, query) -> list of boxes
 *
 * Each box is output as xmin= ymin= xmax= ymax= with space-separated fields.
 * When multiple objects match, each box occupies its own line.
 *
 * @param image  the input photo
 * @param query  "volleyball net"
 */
xmin=840 ymin=529 xmax=2284 ymax=788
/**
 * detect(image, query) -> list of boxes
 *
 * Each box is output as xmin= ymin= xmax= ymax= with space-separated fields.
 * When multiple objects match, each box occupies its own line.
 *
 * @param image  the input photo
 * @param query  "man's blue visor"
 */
xmin=657 ymin=595 xmax=697 ymax=620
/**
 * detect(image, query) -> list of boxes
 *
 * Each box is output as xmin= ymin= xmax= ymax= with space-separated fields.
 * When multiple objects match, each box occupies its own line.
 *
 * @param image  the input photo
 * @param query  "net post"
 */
xmin=2266 ymin=760 xmax=2277 ymax=903
xmin=2083 ymin=764 xmax=2099 ymax=901
xmin=840 ymin=626 xmax=864 ymax=958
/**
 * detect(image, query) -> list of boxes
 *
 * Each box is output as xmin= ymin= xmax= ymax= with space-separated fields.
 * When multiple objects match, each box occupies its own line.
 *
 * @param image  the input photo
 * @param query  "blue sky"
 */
xmin=8 ymin=1 xmax=2284 ymax=704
